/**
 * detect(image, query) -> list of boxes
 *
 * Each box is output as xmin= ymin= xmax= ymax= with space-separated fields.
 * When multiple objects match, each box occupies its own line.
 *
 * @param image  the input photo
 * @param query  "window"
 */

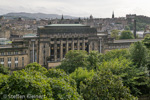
xmin=8 ymin=57 xmax=11 ymax=68
xmin=68 ymin=38 xmax=72 ymax=41
xmin=74 ymin=38 xmax=77 ymax=40
xmin=22 ymin=57 xmax=24 ymax=67
xmin=1 ymin=52 xmax=4 ymax=56
xmin=63 ymin=44 xmax=66 ymax=58
xmin=80 ymin=37 xmax=83 ymax=40
xmin=15 ymin=63 xmax=18 ymax=68
xmin=43 ymin=44 xmax=45 ymax=48
xmin=50 ymin=44 xmax=54 ymax=61
xmin=57 ymin=38 xmax=60 ymax=41
xmin=51 ymin=38 xmax=54 ymax=41
xmin=92 ymin=42 xmax=94 ymax=50
xmin=43 ymin=50 xmax=45 ymax=62
xmin=14 ymin=51 xmax=18 ymax=55
xmin=74 ymin=43 xmax=77 ymax=50
xmin=0 ymin=58 xmax=4 ymax=66
xmin=69 ymin=44 xmax=72 ymax=50
xmin=80 ymin=43 xmax=82 ymax=50
xmin=14 ymin=45 xmax=18 ymax=48
xmin=8 ymin=52 xmax=11 ymax=55
xmin=15 ymin=57 xmax=18 ymax=61
xmin=8 ymin=57 xmax=11 ymax=61
xmin=8 ymin=63 xmax=11 ymax=68
xmin=57 ymin=44 xmax=60 ymax=59
xmin=14 ymin=57 xmax=18 ymax=68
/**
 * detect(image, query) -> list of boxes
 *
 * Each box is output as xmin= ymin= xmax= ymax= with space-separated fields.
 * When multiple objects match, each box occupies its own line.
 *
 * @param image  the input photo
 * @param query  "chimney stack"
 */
xmin=134 ymin=19 xmax=136 ymax=39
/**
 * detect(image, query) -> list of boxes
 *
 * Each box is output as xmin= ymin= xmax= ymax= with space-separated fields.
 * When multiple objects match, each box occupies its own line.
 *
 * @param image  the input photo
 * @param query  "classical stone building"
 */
xmin=0 ymin=24 xmax=142 ymax=69
xmin=0 ymin=24 xmax=101 ymax=69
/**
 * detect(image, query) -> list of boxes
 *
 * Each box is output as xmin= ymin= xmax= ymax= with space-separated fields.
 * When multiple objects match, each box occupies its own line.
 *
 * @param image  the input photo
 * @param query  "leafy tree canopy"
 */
xmin=110 ymin=30 xmax=120 ymax=40
xmin=80 ymin=70 xmax=137 ymax=100
xmin=120 ymin=30 xmax=134 ymax=39
xmin=142 ymin=34 xmax=150 ymax=49
xmin=87 ymin=51 xmax=102 ymax=70
xmin=0 ymin=64 xmax=9 ymax=75
xmin=0 ymin=63 xmax=82 ymax=100
xmin=25 ymin=62 xmax=47 ymax=74
xmin=102 ymin=49 xmax=129 ymax=61
xmin=70 ymin=67 xmax=94 ymax=92
xmin=0 ymin=70 xmax=53 ymax=100
xmin=125 ymin=25 xmax=130 ymax=30
xmin=46 ymin=68 xmax=77 ymax=89
xmin=99 ymin=58 xmax=149 ymax=96
xmin=129 ymin=41 xmax=148 ymax=67
xmin=57 ymin=50 xmax=88 ymax=73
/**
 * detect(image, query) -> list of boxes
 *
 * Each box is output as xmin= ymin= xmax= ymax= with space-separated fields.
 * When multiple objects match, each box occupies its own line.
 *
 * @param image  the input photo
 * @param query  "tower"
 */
xmin=90 ymin=15 xmax=93 ymax=19
xmin=61 ymin=14 xmax=64 ymax=20
xmin=112 ymin=11 xmax=114 ymax=18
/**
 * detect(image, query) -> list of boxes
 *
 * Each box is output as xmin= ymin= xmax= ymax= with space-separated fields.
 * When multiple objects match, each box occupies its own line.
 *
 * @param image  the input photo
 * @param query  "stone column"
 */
xmin=77 ymin=37 xmax=80 ymax=50
xmin=88 ymin=42 xmax=91 ymax=53
xmin=66 ymin=38 xmax=68 ymax=53
xmin=54 ymin=38 xmax=57 ymax=61
xmin=82 ymin=38 xmax=85 ymax=50
xmin=60 ymin=39 xmax=63 ymax=61
xmin=49 ymin=43 xmax=51 ymax=57
xmin=48 ymin=39 xmax=51 ymax=57
xmin=72 ymin=38 xmax=74 ymax=50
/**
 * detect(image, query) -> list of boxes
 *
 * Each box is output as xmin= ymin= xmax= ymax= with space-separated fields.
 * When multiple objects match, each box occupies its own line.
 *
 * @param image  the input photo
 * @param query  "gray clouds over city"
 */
xmin=0 ymin=0 xmax=150 ymax=18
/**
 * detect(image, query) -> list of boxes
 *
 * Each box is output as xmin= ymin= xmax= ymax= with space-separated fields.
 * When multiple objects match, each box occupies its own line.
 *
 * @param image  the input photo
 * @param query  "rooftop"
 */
xmin=23 ymin=33 xmax=37 ymax=37
xmin=114 ymin=39 xmax=142 ymax=43
xmin=45 ymin=24 xmax=86 ymax=27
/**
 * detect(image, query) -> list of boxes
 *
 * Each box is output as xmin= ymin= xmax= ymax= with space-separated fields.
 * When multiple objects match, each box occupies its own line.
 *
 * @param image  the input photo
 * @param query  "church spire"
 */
xmin=112 ymin=11 xmax=114 ymax=18
xmin=61 ymin=14 xmax=64 ymax=20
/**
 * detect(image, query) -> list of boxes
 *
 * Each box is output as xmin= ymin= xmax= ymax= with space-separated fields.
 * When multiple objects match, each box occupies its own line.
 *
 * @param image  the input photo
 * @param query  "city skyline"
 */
xmin=1 ymin=0 xmax=150 ymax=18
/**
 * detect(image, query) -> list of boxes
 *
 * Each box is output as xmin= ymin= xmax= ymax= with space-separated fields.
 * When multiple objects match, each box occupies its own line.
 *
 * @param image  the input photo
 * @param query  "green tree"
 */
xmin=125 ymin=25 xmax=130 ymax=30
xmin=110 ymin=30 xmax=120 ymax=40
xmin=87 ymin=51 xmax=102 ymax=70
xmin=57 ymin=50 xmax=88 ymax=73
xmin=46 ymin=68 xmax=67 ymax=78
xmin=120 ymin=30 xmax=134 ymax=39
xmin=70 ymin=67 xmax=94 ymax=92
xmin=46 ymin=68 xmax=76 ymax=88
xmin=102 ymin=49 xmax=129 ymax=61
xmin=80 ymin=70 xmax=137 ymax=100
xmin=25 ymin=62 xmax=48 ymax=74
xmin=0 ymin=70 xmax=53 ymax=100
xmin=142 ymin=34 xmax=150 ymax=49
xmin=129 ymin=41 xmax=148 ymax=67
xmin=99 ymin=58 xmax=149 ymax=96
xmin=45 ymin=68 xmax=82 ymax=99
xmin=49 ymin=78 xmax=82 ymax=100
xmin=0 ymin=63 xmax=82 ymax=100
xmin=0 ymin=73 xmax=9 ymax=93
xmin=0 ymin=64 xmax=9 ymax=75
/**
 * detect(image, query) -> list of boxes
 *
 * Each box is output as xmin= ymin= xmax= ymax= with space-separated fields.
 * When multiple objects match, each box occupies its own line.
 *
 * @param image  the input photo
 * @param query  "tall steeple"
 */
xmin=112 ymin=11 xmax=114 ymax=18
xmin=61 ymin=14 xmax=64 ymax=20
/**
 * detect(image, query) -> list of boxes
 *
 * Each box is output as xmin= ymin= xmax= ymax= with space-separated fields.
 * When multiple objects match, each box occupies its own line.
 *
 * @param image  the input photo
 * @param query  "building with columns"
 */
xmin=37 ymin=24 xmax=101 ymax=67
xmin=0 ymin=24 xmax=142 ymax=69
xmin=0 ymin=24 xmax=101 ymax=69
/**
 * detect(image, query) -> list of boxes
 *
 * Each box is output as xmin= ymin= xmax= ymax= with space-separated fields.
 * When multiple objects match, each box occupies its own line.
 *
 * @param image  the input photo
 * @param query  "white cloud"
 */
xmin=0 ymin=0 xmax=150 ymax=18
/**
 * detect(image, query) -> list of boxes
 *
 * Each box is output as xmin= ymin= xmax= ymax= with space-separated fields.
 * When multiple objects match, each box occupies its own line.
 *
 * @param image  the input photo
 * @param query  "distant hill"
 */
xmin=3 ymin=12 xmax=78 ymax=19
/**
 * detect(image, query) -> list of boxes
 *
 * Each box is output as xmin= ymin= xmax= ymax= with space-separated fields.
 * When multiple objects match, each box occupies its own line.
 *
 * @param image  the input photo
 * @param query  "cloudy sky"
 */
xmin=0 ymin=0 xmax=150 ymax=18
